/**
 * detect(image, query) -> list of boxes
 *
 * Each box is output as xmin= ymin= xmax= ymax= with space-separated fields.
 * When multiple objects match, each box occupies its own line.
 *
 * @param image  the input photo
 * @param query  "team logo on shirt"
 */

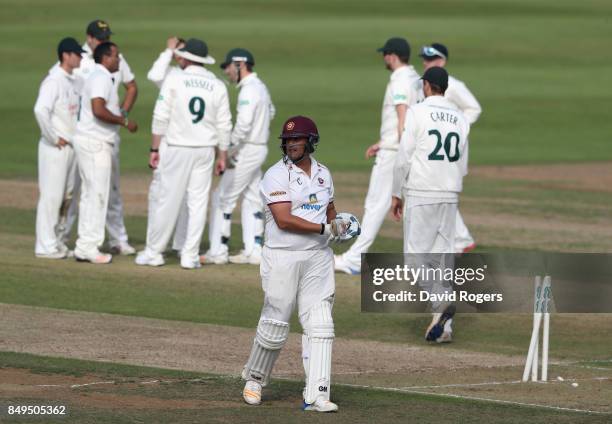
xmin=286 ymin=121 xmax=295 ymax=130
xmin=318 ymin=177 xmax=324 ymax=185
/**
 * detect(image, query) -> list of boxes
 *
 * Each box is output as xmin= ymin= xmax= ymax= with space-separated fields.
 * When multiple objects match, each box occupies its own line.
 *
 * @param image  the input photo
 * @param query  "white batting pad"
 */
xmin=304 ymin=301 xmax=335 ymax=404
xmin=242 ymin=318 xmax=289 ymax=387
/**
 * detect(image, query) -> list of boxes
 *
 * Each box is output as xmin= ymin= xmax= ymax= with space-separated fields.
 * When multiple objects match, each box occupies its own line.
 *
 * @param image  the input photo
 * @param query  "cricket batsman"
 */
xmin=391 ymin=67 xmax=470 ymax=343
xmin=241 ymin=116 xmax=356 ymax=412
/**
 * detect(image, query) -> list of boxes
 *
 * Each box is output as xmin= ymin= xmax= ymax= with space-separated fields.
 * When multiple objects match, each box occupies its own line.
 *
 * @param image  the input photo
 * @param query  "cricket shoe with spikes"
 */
xmin=303 ymin=397 xmax=338 ymax=413
xmin=242 ymin=380 xmax=262 ymax=405
xmin=425 ymin=305 xmax=456 ymax=342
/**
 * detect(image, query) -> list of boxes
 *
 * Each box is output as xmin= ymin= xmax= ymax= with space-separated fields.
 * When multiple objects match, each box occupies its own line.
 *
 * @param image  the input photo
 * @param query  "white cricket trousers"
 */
xmin=403 ymin=201 xmax=457 ymax=313
xmin=145 ymin=145 xmax=214 ymax=264
xmin=259 ymin=246 xmax=335 ymax=322
xmin=35 ymin=140 xmax=77 ymax=255
xmin=73 ymin=136 xmax=113 ymax=258
xmin=60 ymin=140 xmax=130 ymax=246
xmin=208 ymin=144 xmax=267 ymax=256
xmin=145 ymin=141 xmax=188 ymax=251
xmin=454 ymin=210 xmax=475 ymax=252
xmin=341 ymin=149 xmax=397 ymax=268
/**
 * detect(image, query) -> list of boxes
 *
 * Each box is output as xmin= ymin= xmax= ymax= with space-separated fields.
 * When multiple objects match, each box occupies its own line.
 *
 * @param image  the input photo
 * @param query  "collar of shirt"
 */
xmin=184 ymin=65 xmax=214 ymax=77
xmin=286 ymin=157 xmax=323 ymax=180
xmin=82 ymin=43 xmax=93 ymax=59
xmin=237 ymin=72 xmax=257 ymax=88
xmin=390 ymin=64 xmax=416 ymax=81
xmin=423 ymin=95 xmax=453 ymax=108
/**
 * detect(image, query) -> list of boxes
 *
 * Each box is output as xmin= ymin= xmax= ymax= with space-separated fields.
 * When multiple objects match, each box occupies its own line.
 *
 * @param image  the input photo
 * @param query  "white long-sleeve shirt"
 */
xmin=230 ymin=73 xmax=275 ymax=146
xmin=379 ymin=65 xmax=422 ymax=150
xmin=34 ymin=66 xmax=80 ymax=146
xmin=446 ymin=75 xmax=481 ymax=125
xmin=392 ymin=95 xmax=470 ymax=200
xmin=152 ymin=65 xmax=232 ymax=150
xmin=147 ymin=49 xmax=180 ymax=88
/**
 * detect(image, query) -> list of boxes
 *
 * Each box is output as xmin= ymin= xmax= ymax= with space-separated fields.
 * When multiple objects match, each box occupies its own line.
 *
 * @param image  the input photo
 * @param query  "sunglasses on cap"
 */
xmin=421 ymin=46 xmax=447 ymax=60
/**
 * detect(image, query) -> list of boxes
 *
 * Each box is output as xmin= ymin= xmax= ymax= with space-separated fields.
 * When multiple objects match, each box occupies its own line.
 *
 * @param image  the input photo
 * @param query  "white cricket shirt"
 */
xmin=230 ymin=73 xmax=275 ymax=146
xmin=379 ymin=65 xmax=422 ymax=150
xmin=152 ymin=65 xmax=232 ymax=150
xmin=75 ymin=64 xmax=120 ymax=143
xmin=147 ymin=49 xmax=181 ymax=88
xmin=446 ymin=75 xmax=482 ymax=125
xmin=34 ymin=66 xmax=80 ymax=146
xmin=260 ymin=157 xmax=334 ymax=251
xmin=392 ymin=95 xmax=470 ymax=200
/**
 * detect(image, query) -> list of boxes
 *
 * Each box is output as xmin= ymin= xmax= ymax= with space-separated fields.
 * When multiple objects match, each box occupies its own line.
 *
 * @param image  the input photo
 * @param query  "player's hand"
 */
xmin=149 ymin=152 xmax=160 ymax=169
xmin=57 ymin=138 xmax=69 ymax=149
xmin=325 ymin=218 xmax=350 ymax=243
xmin=126 ymin=120 xmax=138 ymax=133
xmin=391 ymin=196 xmax=403 ymax=221
xmin=215 ymin=157 xmax=226 ymax=176
xmin=365 ymin=142 xmax=381 ymax=159
xmin=167 ymin=36 xmax=180 ymax=50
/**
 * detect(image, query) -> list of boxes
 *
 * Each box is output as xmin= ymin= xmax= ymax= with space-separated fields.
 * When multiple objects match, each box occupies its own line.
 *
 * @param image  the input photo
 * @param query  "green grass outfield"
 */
xmin=1 ymin=0 xmax=612 ymax=177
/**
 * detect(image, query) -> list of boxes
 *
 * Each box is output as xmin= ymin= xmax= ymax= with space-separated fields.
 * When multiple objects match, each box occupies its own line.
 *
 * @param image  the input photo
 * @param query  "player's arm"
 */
xmin=230 ymin=87 xmax=256 ymax=146
xmin=269 ymin=202 xmax=325 ymax=234
xmin=33 ymin=78 xmax=62 ymax=147
xmin=121 ymin=80 xmax=138 ymax=113
xmin=326 ymin=201 xmax=337 ymax=223
xmin=391 ymin=110 xmax=417 ymax=221
xmin=150 ymin=78 xmax=174 ymax=168
xmin=449 ymin=82 xmax=481 ymax=125
xmin=395 ymin=103 xmax=408 ymax=139
xmin=91 ymin=97 xmax=137 ymax=132
xmin=214 ymin=84 xmax=233 ymax=175
xmin=147 ymin=37 xmax=178 ymax=88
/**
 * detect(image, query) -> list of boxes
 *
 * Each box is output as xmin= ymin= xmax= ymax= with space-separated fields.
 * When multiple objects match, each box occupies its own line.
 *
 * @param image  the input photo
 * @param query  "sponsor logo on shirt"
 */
xmin=269 ymin=191 xmax=286 ymax=197
xmin=301 ymin=203 xmax=322 ymax=211
xmin=309 ymin=193 xmax=318 ymax=204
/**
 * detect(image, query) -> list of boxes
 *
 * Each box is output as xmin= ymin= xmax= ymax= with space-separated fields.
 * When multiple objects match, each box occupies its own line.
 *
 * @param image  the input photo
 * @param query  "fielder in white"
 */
xmin=335 ymin=37 xmax=421 ymax=275
xmin=202 ymin=48 xmax=275 ymax=265
xmin=391 ymin=67 xmax=470 ymax=343
xmin=241 ymin=116 xmax=354 ymax=412
xmin=59 ymin=20 xmax=138 ymax=255
xmin=420 ymin=43 xmax=482 ymax=253
xmin=73 ymin=42 xmax=138 ymax=264
xmin=34 ymin=38 xmax=84 ymax=259
xmin=135 ymin=38 xmax=232 ymax=269
xmin=145 ymin=36 xmax=190 ymax=254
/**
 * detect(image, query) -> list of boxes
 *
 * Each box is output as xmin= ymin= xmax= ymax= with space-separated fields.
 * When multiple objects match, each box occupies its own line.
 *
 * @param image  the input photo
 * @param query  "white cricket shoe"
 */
xmin=110 ymin=242 xmax=136 ymax=256
xmin=181 ymin=257 xmax=202 ymax=269
xmin=35 ymin=250 xmax=68 ymax=259
xmin=199 ymin=250 xmax=228 ymax=265
xmin=334 ymin=255 xmax=360 ymax=275
xmin=75 ymin=252 xmax=112 ymax=264
xmin=229 ymin=248 xmax=261 ymax=265
xmin=303 ymin=397 xmax=338 ymax=413
xmin=242 ymin=380 xmax=262 ymax=405
xmin=135 ymin=250 xmax=165 ymax=267
xmin=436 ymin=332 xmax=453 ymax=343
